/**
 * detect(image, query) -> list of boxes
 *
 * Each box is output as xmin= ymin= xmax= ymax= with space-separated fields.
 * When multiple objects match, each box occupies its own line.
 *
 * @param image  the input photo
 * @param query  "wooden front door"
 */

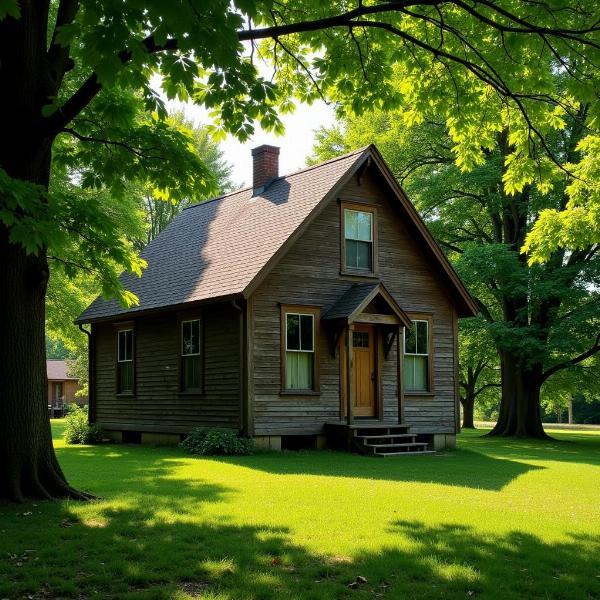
xmin=352 ymin=324 xmax=377 ymax=417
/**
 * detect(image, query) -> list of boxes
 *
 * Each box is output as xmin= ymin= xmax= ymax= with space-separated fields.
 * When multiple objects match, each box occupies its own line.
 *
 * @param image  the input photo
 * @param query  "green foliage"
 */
xmin=46 ymin=337 xmax=71 ymax=360
xmin=180 ymin=428 xmax=254 ymax=456
xmin=63 ymin=406 xmax=103 ymax=445
xmin=313 ymin=93 xmax=600 ymax=413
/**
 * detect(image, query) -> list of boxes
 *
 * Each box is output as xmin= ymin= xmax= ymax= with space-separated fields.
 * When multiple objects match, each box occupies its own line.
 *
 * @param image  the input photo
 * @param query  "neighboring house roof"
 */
xmin=323 ymin=283 xmax=412 ymax=329
xmin=47 ymin=360 xmax=77 ymax=381
xmin=77 ymin=144 xmax=478 ymax=323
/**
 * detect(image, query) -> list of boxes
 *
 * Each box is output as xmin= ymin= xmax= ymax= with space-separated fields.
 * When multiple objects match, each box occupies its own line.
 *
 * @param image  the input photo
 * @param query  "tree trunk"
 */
xmin=0 ymin=139 xmax=91 ymax=501
xmin=0 ymin=223 xmax=91 ymax=501
xmin=461 ymin=396 xmax=476 ymax=429
xmin=489 ymin=352 xmax=548 ymax=438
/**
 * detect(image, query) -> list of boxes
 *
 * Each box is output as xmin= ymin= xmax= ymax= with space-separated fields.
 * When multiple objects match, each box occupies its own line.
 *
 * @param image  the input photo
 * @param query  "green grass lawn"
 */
xmin=1 ymin=423 xmax=599 ymax=599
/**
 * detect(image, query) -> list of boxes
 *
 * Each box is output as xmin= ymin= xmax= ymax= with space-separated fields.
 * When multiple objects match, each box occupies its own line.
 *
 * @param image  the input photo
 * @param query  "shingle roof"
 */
xmin=77 ymin=147 xmax=369 ymax=323
xmin=323 ymin=282 xmax=412 ymax=328
xmin=47 ymin=360 xmax=77 ymax=381
xmin=323 ymin=283 xmax=380 ymax=320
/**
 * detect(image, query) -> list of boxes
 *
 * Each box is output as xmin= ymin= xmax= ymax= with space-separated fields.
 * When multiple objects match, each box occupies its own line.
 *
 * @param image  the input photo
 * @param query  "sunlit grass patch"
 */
xmin=0 ymin=422 xmax=598 ymax=599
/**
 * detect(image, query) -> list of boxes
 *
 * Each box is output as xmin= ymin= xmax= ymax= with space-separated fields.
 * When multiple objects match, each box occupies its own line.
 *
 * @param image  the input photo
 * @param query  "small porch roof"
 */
xmin=322 ymin=283 xmax=411 ymax=329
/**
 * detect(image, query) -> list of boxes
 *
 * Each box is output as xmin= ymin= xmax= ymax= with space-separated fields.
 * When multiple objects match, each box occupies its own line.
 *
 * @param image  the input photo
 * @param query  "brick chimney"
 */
xmin=252 ymin=144 xmax=280 ymax=193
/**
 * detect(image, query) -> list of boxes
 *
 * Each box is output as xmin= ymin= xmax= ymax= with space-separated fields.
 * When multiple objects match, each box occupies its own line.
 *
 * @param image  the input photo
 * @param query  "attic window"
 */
xmin=341 ymin=203 xmax=378 ymax=275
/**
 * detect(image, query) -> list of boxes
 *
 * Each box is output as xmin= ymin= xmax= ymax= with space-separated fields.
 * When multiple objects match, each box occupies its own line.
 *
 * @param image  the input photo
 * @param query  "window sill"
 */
xmin=177 ymin=391 xmax=204 ymax=397
xmin=404 ymin=391 xmax=435 ymax=397
xmin=279 ymin=390 xmax=321 ymax=397
xmin=340 ymin=269 xmax=380 ymax=280
xmin=116 ymin=392 xmax=135 ymax=397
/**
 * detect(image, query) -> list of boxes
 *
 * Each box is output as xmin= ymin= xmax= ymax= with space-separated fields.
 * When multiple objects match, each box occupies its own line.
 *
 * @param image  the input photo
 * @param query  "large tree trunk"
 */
xmin=460 ymin=395 xmax=476 ymax=429
xmin=489 ymin=352 xmax=548 ymax=438
xmin=0 ymin=140 xmax=90 ymax=501
xmin=0 ymin=5 xmax=90 ymax=501
xmin=0 ymin=223 xmax=91 ymax=501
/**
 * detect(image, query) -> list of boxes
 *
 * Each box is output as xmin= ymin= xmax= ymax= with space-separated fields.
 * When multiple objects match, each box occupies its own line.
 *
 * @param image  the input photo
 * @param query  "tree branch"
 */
xmin=60 ymin=128 xmax=164 ymax=160
xmin=43 ymin=37 xmax=178 ymax=137
xmin=541 ymin=332 xmax=600 ymax=382
xmin=47 ymin=0 xmax=80 ymax=92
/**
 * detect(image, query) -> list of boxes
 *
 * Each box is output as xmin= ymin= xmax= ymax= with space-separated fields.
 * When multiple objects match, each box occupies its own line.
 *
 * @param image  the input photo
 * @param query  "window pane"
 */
xmin=404 ymin=355 xmax=428 ymax=392
xmin=357 ymin=211 xmax=372 ymax=241
xmin=125 ymin=330 xmax=132 ymax=361
xmin=413 ymin=355 xmax=428 ymax=390
xmin=353 ymin=331 xmax=369 ymax=348
xmin=183 ymin=355 xmax=201 ymax=390
xmin=355 ymin=240 xmax=372 ymax=270
xmin=118 ymin=361 xmax=133 ymax=393
xmin=404 ymin=355 xmax=415 ymax=391
xmin=285 ymin=351 xmax=313 ymax=389
xmin=416 ymin=321 xmax=428 ymax=354
xmin=345 ymin=239 xmax=358 ymax=268
xmin=405 ymin=325 xmax=416 ymax=354
xmin=286 ymin=314 xmax=300 ymax=350
xmin=300 ymin=314 xmax=314 ymax=351
xmin=344 ymin=209 xmax=358 ymax=239
xmin=183 ymin=320 xmax=200 ymax=355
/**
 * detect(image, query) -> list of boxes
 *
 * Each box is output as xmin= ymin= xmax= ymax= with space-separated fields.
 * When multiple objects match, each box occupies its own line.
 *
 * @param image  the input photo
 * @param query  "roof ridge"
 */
xmin=184 ymin=145 xmax=369 ymax=212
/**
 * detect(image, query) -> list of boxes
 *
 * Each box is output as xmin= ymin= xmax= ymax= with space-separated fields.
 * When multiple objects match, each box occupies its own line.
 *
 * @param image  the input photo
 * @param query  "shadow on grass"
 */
xmin=1 ymin=502 xmax=598 ymax=599
xmin=463 ymin=429 xmax=600 ymax=466
xmin=215 ymin=448 xmax=543 ymax=491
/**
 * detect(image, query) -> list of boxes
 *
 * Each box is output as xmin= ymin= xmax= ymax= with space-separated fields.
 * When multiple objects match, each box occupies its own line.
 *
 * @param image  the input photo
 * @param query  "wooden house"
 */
xmin=47 ymin=359 xmax=87 ymax=416
xmin=77 ymin=145 xmax=477 ymax=455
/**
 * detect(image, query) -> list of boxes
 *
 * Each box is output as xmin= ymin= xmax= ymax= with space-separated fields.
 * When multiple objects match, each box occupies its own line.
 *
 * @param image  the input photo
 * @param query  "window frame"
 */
xmin=403 ymin=315 xmax=434 ymax=395
xmin=179 ymin=317 xmax=203 ymax=394
xmin=340 ymin=201 xmax=378 ymax=277
xmin=280 ymin=304 xmax=321 ymax=395
xmin=115 ymin=323 xmax=135 ymax=396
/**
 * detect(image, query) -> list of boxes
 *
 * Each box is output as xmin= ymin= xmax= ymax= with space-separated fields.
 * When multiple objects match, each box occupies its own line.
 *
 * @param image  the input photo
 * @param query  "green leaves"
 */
xmin=0 ymin=0 xmax=19 ymax=20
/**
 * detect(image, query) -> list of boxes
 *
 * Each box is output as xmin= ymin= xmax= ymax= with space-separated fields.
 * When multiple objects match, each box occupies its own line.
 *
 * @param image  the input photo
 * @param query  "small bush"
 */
xmin=64 ymin=406 xmax=103 ymax=445
xmin=63 ymin=402 xmax=84 ymax=416
xmin=180 ymin=428 xmax=254 ymax=456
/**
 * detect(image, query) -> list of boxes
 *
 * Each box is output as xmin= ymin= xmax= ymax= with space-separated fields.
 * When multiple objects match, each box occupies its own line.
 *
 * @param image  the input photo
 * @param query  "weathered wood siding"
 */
xmin=92 ymin=302 xmax=241 ymax=433
xmin=251 ymin=166 xmax=458 ymax=435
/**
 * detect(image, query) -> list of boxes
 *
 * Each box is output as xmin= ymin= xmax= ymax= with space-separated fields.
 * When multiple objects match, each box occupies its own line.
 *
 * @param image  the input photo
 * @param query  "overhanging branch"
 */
xmin=541 ymin=332 xmax=600 ymax=382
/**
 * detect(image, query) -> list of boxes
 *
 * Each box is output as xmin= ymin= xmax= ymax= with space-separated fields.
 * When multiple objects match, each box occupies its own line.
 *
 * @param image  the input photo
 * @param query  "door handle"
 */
xmin=371 ymin=371 xmax=375 ymax=382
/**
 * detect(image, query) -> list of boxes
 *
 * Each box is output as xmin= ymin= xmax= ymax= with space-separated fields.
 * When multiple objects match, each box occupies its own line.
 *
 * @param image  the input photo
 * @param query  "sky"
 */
xmin=166 ymin=98 xmax=337 ymax=188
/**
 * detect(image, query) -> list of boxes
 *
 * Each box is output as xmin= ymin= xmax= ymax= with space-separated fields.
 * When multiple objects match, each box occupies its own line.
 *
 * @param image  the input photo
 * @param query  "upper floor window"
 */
xmin=281 ymin=306 xmax=320 ymax=392
xmin=117 ymin=328 xmax=134 ymax=394
xmin=404 ymin=319 xmax=430 ymax=392
xmin=181 ymin=319 xmax=201 ymax=392
xmin=343 ymin=206 xmax=376 ymax=273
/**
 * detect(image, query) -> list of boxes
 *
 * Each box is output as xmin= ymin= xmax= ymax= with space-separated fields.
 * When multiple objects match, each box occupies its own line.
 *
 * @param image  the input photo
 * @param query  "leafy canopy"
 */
xmin=3 ymin=0 xmax=600 ymax=301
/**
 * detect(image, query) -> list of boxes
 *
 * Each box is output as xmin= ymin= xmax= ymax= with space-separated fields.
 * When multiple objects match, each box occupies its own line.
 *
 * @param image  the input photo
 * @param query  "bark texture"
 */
xmin=0 ymin=5 xmax=90 ymax=501
xmin=489 ymin=354 xmax=548 ymax=438
xmin=460 ymin=396 xmax=475 ymax=429
xmin=0 ymin=224 xmax=91 ymax=501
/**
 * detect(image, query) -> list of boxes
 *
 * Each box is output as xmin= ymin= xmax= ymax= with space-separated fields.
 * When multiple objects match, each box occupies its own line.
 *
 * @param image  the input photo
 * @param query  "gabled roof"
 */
xmin=323 ymin=283 xmax=411 ymax=329
xmin=77 ymin=148 xmax=369 ymax=323
xmin=47 ymin=360 xmax=77 ymax=381
xmin=77 ymin=144 xmax=478 ymax=323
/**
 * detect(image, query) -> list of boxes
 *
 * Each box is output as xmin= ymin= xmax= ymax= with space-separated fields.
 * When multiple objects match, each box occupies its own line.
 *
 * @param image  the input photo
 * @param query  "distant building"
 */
xmin=47 ymin=360 xmax=87 ymax=416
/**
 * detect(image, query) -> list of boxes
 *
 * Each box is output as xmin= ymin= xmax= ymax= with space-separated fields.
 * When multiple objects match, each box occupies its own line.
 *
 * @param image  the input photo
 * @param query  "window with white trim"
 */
xmin=404 ymin=320 xmax=429 ymax=392
xmin=181 ymin=319 xmax=201 ymax=391
xmin=284 ymin=312 xmax=315 ymax=390
xmin=344 ymin=208 xmax=374 ymax=271
xmin=117 ymin=329 xmax=134 ymax=393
